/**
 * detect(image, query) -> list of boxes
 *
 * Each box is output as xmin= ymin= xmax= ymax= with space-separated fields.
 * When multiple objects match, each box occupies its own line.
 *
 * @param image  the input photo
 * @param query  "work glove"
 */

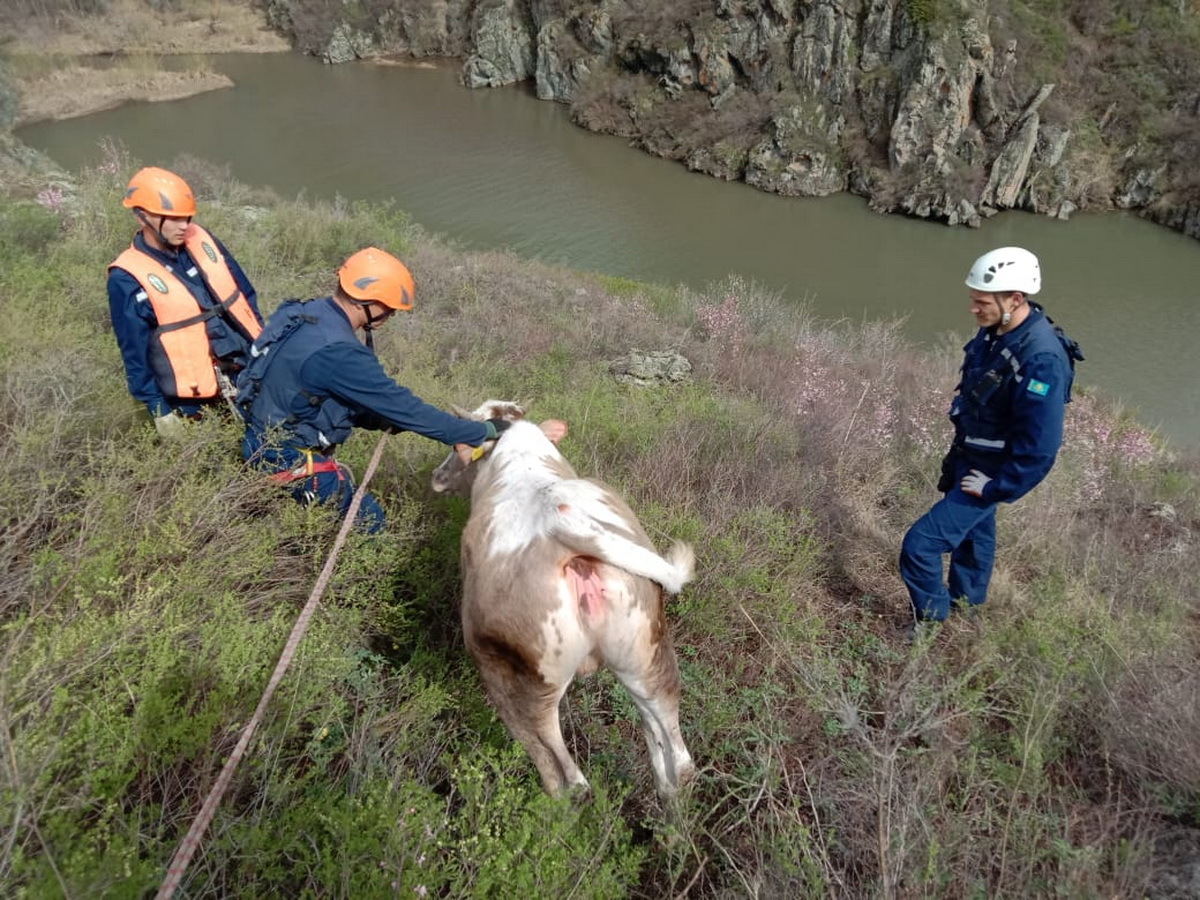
xmin=483 ymin=418 xmax=512 ymax=440
xmin=960 ymin=469 xmax=992 ymax=498
xmin=153 ymin=412 xmax=187 ymax=441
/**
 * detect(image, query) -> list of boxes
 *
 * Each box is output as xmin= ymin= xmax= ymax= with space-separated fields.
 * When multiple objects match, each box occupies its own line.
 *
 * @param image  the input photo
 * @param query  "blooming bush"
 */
xmin=1062 ymin=392 xmax=1161 ymax=501
xmin=34 ymin=185 xmax=64 ymax=214
xmin=695 ymin=289 xmax=747 ymax=351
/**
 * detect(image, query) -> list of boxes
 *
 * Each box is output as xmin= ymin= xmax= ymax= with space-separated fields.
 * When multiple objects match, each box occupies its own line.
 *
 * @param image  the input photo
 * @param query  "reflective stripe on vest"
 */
xmin=963 ymin=435 xmax=1007 ymax=451
xmin=110 ymin=225 xmax=261 ymax=400
xmin=998 ymin=346 xmax=1024 ymax=383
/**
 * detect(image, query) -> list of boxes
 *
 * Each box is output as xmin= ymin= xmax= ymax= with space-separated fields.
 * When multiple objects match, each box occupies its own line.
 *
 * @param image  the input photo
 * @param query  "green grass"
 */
xmin=0 ymin=148 xmax=1197 ymax=897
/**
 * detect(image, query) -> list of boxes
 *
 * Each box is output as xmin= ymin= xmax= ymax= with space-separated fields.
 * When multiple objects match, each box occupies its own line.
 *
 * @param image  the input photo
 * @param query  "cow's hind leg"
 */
xmin=494 ymin=676 xmax=588 ymax=796
xmin=610 ymin=633 xmax=695 ymax=798
xmin=472 ymin=646 xmax=588 ymax=795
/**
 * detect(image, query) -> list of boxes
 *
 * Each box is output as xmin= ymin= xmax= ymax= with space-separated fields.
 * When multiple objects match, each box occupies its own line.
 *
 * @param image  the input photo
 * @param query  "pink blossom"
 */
xmin=36 ymin=186 xmax=65 ymax=214
xmin=1063 ymin=394 xmax=1160 ymax=501
xmin=696 ymin=291 xmax=747 ymax=351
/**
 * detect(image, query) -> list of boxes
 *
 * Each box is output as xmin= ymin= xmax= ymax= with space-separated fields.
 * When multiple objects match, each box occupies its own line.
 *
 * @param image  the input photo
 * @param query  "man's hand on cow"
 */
xmin=539 ymin=419 xmax=568 ymax=444
xmin=454 ymin=420 xmax=567 ymax=465
xmin=960 ymin=469 xmax=992 ymax=498
xmin=484 ymin=418 xmax=512 ymax=439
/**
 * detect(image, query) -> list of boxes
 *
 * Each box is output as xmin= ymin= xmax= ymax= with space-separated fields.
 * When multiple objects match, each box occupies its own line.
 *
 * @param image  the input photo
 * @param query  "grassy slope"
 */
xmin=1 ymin=146 xmax=1198 ymax=897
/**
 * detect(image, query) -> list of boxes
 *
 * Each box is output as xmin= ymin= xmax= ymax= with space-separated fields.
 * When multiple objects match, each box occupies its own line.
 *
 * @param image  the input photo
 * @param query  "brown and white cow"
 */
xmin=431 ymin=401 xmax=696 ymax=797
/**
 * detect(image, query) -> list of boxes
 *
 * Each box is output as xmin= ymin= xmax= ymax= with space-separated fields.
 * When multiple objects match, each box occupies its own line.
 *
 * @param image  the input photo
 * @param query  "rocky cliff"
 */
xmin=267 ymin=0 xmax=1200 ymax=240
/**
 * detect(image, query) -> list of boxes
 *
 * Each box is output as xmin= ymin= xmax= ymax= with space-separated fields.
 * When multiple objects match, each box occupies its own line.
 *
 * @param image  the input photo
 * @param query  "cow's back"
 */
xmin=460 ymin=469 xmax=667 ymax=678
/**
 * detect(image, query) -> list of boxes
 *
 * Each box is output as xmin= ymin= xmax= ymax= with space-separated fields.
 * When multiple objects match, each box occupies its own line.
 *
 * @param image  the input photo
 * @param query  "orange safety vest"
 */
xmin=110 ymin=225 xmax=262 ymax=401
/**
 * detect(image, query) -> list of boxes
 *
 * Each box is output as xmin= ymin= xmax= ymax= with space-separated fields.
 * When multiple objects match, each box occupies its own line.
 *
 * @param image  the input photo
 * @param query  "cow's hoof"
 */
xmin=563 ymin=779 xmax=592 ymax=804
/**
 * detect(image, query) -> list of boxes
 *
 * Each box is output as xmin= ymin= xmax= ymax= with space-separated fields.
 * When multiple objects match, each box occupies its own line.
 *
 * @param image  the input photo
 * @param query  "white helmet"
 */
xmin=965 ymin=246 xmax=1041 ymax=295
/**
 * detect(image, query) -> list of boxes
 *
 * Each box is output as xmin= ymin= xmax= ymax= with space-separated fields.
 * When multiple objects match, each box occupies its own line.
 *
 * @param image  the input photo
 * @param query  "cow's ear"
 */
xmin=539 ymin=419 xmax=568 ymax=444
xmin=451 ymin=404 xmax=471 ymax=419
xmin=454 ymin=443 xmax=474 ymax=464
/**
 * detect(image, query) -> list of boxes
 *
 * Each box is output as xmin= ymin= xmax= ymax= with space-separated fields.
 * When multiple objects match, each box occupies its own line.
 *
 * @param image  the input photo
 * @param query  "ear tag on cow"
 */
xmin=470 ymin=444 xmax=487 ymax=462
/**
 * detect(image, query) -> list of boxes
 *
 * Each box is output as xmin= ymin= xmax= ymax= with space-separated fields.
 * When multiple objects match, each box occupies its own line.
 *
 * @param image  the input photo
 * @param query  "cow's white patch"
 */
xmin=537 ymin=580 xmax=590 ymax=684
xmin=483 ymin=423 xmax=573 ymax=556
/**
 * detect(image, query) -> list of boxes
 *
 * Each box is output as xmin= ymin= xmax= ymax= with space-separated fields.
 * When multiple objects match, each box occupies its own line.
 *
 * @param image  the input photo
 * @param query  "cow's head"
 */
xmin=430 ymin=399 xmax=526 ymax=496
xmin=430 ymin=400 xmax=569 ymax=495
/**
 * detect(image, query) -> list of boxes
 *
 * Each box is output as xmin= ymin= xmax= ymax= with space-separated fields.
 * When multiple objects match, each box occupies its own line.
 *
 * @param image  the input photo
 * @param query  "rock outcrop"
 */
xmin=266 ymin=0 xmax=1200 ymax=240
xmin=463 ymin=0 xmax=536 ymax=88
xmin=609 ymin=348 xmax=692 ymax=386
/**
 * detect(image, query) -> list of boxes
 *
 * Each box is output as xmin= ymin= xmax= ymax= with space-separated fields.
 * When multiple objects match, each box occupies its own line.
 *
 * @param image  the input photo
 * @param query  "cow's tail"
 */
xmin=594 ymin=536 xmax=694 ymax=595
xmin=661 ymin=542 xmax=695 ymax=595
xmin=547 ymin=485 xmax=695 ymax=594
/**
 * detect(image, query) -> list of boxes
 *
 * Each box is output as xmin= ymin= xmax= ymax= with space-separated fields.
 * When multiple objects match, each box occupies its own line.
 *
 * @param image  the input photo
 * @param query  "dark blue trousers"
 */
xmin=284 ymin=461 xmax=387 ymax=534
xmin=899 ymin=488 xmax=997 ymax=622
xmin=247 ymin=440 xmax=387 ymax=533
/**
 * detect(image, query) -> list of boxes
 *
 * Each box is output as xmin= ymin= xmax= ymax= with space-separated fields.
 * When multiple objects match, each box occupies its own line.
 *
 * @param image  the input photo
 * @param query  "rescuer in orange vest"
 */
xmin=108 ymin=166 xmax=264 ymax=439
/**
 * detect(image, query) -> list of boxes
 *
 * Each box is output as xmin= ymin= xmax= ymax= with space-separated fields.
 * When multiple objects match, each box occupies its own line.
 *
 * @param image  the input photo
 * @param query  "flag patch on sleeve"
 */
xmin=1027 ymin=379 xmax=1050 ymax=396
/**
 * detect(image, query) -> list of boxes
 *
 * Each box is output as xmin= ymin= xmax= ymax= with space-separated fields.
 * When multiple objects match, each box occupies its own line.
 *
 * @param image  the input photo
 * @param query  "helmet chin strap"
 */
xmin=136 ymin=209 xmax=179 ymax=254
xmin=996 ymin=292 xmax=1024 ymax=328
xmin=361 ymin=302 xmax=382 ymax=350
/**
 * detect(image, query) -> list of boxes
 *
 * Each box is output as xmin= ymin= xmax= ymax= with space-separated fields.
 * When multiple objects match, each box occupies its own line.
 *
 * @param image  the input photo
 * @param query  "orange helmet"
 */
xmin=337 ymin=247 xmax=415 ymax=311
xmin=122 ymin=167 xmax=197 ymax=217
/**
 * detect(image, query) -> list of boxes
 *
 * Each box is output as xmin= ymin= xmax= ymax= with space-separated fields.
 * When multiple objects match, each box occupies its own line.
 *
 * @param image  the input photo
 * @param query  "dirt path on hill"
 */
xmin=7 ymin=0 xmax=290 ymax=127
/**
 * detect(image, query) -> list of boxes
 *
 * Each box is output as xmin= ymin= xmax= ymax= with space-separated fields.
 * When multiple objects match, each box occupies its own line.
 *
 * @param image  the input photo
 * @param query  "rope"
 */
xmin=155 ymin=436 xmax=389 ymax=899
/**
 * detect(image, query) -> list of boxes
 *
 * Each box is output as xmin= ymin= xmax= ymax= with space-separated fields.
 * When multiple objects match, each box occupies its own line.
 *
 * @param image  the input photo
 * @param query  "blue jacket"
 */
xmin=946 ymin=305 xmax=1075 ymax=504
xmin=237 ymin=297 xmax=490 ymax=465
xmin=108 ymin=231 xmax=260 ymax=417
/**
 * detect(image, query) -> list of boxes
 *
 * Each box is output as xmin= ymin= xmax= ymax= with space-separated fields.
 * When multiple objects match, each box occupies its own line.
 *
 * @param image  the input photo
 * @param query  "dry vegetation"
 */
xmin=10 ymin=62 xmax=234 ymax=127
xmin=1 ymin=0 xmax=288 ymax=57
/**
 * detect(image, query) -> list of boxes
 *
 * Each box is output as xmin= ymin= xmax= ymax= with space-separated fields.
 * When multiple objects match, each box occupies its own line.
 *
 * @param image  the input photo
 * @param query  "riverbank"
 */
xmin=12 ymin=65 xmax=236 ymax=128
xmin=4 ymin=0 xmax=287 ymax=126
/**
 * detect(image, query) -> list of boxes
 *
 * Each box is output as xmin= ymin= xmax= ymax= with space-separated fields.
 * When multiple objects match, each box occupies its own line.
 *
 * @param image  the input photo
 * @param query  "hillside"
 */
xmin=1 ymin=145 xmax=1199 ymax=896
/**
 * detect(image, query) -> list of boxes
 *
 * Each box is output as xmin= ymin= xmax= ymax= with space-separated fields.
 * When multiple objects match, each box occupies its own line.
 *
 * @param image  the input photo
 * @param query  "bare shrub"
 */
xmin=1101 ymin=645 xmax=1200 ymax=807
xmin=1 ymin=0 xmax=109 ymax=25
xmin=657 ymin=87 xmax=776 ymax=162
xmin=266 ymin=0 xmax=340 ymax=51
xmin=402 ymin=238 xmax=687 ymax=379
xmin=569 ymin=64 xmax=648 ymax=137
xmin=168 ymin=153 xmax=281 ymax=208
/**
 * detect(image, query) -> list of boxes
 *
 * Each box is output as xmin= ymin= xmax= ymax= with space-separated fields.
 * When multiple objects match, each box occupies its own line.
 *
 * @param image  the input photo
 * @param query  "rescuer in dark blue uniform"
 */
xmin=237 ymin=247 xmax=508 ymax=530
xmin=899 ymin=247 xmax=1083 ymax=639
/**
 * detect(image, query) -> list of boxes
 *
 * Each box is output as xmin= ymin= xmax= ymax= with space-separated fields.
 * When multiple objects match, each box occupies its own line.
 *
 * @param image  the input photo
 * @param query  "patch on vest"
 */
xmin=201 ymin=241 xmax=218 ymax=263
xmin=147 ymin=273 xmax=169 ymax=294
xmin=1027 ymin=379 xmax=1050 ymax=397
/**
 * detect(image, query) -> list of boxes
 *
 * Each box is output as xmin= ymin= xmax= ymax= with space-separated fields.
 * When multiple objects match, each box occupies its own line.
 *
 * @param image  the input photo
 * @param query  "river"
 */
xmin=17 ymin=52 xmax=1200 ymax=445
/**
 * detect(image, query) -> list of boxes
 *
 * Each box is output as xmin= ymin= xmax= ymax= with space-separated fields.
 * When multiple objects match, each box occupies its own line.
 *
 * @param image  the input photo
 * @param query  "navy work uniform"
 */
xmin=899 ymin=304 xmax=1076 ymax=622
xmin=237 ymin=297 xmax=493 ymax=530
